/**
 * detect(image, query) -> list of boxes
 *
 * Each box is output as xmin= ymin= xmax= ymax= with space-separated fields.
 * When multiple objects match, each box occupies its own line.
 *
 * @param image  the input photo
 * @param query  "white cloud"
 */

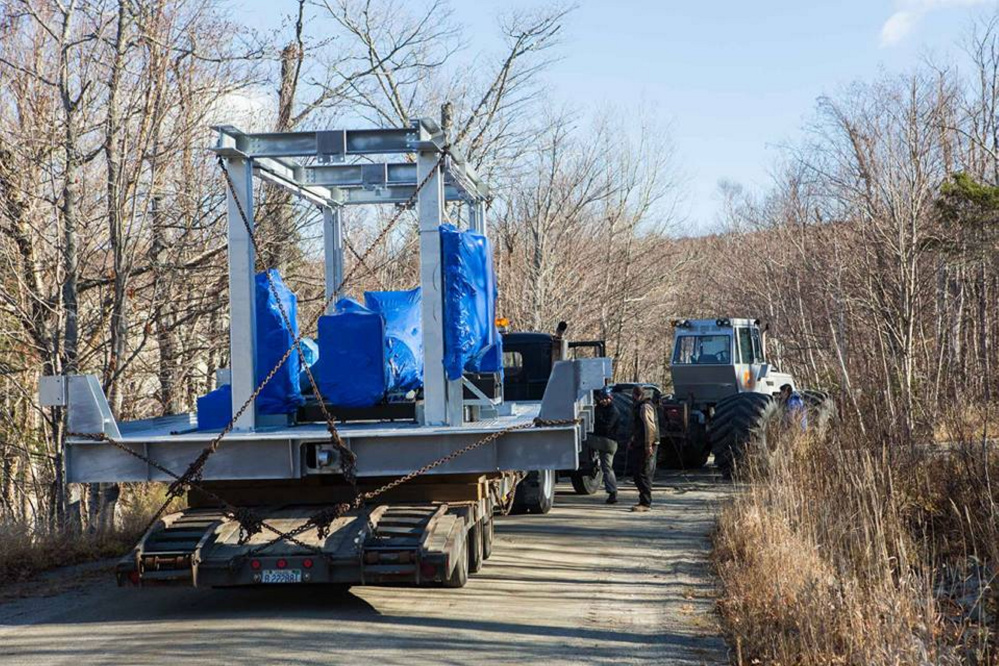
xmin=880 ymin=0 xmax=994 ymax=47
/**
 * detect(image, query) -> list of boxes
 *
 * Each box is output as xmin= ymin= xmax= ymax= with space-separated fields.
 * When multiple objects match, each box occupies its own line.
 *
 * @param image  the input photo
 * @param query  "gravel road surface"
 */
xmin=0 ymin=469 xmax=728 ymax=665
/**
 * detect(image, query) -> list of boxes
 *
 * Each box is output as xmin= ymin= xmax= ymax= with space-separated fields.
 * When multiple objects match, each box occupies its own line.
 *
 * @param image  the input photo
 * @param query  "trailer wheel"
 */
xmin=511 ymin=469 xmax=555 ymax=514
xmin=442 ymin=539 xmax=468 ymax=588
xmin=482 ymin=517 xmax=494 ymax=560
xmin=570 ymin=450 xmax=603 ymax=495
xmin=467 ymin=521 xmax=484 ymax=574
xmin=710 ymin=393 xmax=780 ymax=479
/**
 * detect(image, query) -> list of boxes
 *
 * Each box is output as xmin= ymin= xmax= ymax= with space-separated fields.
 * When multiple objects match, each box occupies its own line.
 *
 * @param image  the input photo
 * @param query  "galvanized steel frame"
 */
xmin=210 ymin=119 xmax=490 ymax=429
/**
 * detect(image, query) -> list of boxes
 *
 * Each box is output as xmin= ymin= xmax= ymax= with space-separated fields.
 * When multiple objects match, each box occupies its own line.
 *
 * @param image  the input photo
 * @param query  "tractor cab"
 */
xmin=669 ymin=318 xmax=794 ymax=408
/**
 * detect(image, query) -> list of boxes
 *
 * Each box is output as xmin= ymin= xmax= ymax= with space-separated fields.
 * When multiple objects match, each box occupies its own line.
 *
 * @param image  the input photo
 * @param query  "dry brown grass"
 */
xmin=0 ymin=484 xmax=173 ymax=585
xmin=713 ymin=414 xmax=999 ymax=665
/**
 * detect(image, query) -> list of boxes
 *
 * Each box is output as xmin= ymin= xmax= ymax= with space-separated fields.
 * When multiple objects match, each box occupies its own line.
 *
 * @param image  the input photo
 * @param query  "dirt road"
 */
xmin=0 ymin=469 xmax=728 ymax=665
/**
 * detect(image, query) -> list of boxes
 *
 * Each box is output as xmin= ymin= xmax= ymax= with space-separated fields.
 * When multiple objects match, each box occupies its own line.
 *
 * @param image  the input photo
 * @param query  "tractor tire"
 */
xmin=658 ymin=440 xmax=686 ymax=470
xmin=511 ymin=469 xmax=555 ymax=514
xmin=710 ymin=393 xmax=781 ymax=479
xmin=682 ymin=444 xmax=712 ymax=469
xmin=800 ymin=389 xmax=836 ymax=435
xmin=570 ymin=448 xmax=603 ymax=494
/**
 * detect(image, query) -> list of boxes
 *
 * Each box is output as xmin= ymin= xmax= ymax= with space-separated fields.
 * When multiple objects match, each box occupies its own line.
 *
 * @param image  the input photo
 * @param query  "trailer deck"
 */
xmin=59 ymin=355 xmax=605 ymax=484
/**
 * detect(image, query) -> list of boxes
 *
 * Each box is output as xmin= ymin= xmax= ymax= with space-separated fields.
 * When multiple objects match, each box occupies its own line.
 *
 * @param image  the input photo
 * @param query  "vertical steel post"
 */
xmin=322 ymin=205 xmax=343 ymax=314
xmin=224 ymin=157 xmax=257 ymax=431
xmin=468 ymin=200 xmax=487 ymax=234
xmin=417 ymin=148 xmax=454 ymax=425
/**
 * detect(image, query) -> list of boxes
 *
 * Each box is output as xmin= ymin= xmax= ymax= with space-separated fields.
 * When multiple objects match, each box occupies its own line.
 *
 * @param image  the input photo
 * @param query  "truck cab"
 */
xmin=501 ymin=326 xmax=611 ymax=498
xmin=501 ymin=327 xmax=607 ymax=401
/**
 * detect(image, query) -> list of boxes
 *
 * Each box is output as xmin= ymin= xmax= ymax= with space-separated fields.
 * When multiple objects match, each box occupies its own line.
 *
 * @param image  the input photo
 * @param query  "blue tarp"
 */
xmin=364 ymin=288 xmax=423 ymax=393
xmin=440 ymin=225 xmax=503 ymax=381
xmin=255 ymin=270 xmax=305 ymax=415
xmin=297 ymin=336 xmax=319 ymax=391
xmin=197 ymin=384 xmax=231 ymax=430
xmin=197 ymin=270 xmax=304 ymax=430
xmin=314 ymin=298 xmax=388 ymax=407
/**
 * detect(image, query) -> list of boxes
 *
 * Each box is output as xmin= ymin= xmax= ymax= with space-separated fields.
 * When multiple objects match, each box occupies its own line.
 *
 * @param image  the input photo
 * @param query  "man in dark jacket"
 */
xmin=631 ymin=386 xmax=659 ymax=512
xmin=591 ymin=387 xmax=619 ymax=504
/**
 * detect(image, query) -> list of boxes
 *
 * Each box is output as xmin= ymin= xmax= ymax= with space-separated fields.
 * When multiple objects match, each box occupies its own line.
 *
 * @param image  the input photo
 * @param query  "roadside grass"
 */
xmin=0 ymin=484 xmax=174 ymax=586
xmin=713 ymin=413 xmax=999 ymax=665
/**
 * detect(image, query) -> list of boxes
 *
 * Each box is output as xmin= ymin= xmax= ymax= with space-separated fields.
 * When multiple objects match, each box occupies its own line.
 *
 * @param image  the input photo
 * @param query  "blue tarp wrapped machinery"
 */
xmin=315 ymin=298 xmax=388 ymax=408
xmin=198 ymin=270 xmax=304 ymax=429
xmin=198 ymin=226 xmax=503 ymax=424
xmin=365 ymin=288 xmax=423 ymax=393
xmin=440 ymin=225 xmax=503 ymax=380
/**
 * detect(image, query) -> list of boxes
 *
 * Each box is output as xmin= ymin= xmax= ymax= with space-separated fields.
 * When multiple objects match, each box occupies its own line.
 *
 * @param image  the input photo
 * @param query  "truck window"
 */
xmin=736 ymin=328 xmax=753 ymax=364
xmin=672 ymin=335 xmax=731 ymax=365
xmin=503 ymin=351 xmax=523 ymax=376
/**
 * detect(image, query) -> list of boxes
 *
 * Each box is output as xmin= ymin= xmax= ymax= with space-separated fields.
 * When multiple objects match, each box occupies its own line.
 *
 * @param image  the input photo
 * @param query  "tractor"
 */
xmin=659 ymin=318 xmax=834 ymax=475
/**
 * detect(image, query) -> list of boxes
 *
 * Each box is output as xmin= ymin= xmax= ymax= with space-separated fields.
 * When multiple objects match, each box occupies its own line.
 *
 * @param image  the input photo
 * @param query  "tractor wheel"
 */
xmin=512 ymin=469 xmax=555 ymax=514
xmin=710 ymin=393 xmax=781 ymax=479
xmin=658 ymin=440 xmax=686 ymax=470
xmin=682 ymin=443 xmax=711 ymax=469
xmin=570 ymin=449 xmax=603 ymax=495
xmin=800 ymin=389 xmax=836 ymax=435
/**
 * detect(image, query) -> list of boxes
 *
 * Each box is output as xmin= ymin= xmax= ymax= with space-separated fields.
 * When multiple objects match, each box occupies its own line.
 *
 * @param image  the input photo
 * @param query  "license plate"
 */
xmin=261 ymin=569 xmax=302 ymax=584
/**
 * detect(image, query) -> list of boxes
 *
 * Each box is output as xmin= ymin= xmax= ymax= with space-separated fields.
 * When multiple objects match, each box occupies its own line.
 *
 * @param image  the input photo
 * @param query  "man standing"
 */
xmin=778 ymin=383 xmax=808 ymax=430
xmin=631 ymin=386 xmax=659 ymax=512
xmin=591 ymin=387 xmax=620 ymax=504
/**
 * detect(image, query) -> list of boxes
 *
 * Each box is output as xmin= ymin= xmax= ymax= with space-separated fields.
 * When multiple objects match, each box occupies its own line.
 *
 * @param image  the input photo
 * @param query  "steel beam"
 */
xmin=224 ymin=157 xmax=257 ymax=431
xmin=335 ymin=184 xmax=470 ymax=205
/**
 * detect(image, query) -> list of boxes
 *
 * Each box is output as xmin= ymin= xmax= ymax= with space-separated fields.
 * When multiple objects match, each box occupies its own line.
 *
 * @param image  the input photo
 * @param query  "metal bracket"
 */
xmin=316 ymin=130 xmax=346 ymax=163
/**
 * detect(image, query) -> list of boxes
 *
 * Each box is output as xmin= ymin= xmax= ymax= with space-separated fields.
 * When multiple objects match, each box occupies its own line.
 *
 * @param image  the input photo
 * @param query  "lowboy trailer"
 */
xmin=42 ymin=118 xmax=610 ymax=589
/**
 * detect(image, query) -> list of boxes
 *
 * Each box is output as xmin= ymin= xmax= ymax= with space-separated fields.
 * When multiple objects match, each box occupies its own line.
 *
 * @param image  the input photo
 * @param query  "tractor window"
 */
xmin=503 ymin=351 xmax=524 ymax=377
xmin=672 ymin=335 xmax=732 ymax=365
xmin=751 ymin=328 xmax=765 ymax=363
xmin=736 ymin=328 xmax=754 ymax=364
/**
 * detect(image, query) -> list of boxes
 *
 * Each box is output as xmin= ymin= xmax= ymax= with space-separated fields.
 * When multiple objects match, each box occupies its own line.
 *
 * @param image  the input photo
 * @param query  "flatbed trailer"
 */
xmin=43 ymin=118 xmax=611 ymax=589
xmin=121 ymin=473 xmax=513 ymax=588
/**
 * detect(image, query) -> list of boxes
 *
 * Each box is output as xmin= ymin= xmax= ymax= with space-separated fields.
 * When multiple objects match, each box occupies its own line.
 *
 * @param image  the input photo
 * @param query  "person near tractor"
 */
xmin=779 ymin=383 xmax=808 ymax=430
xmin=631 ymin=386 xmax=659 ymax=512
xmin=590 ymin=387 xmax=620 ymax=504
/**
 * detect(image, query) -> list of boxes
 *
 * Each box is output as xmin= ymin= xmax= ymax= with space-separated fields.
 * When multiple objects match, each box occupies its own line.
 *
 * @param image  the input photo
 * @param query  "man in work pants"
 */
xmin=631 ymin=386 xmax=659 ymax=512
xmin=589 ymin=387 xmax=619 ymax=504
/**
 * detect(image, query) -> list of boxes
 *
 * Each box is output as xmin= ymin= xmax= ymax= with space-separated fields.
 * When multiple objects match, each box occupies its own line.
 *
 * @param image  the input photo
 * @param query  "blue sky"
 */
xmin=234 ymin=0 xmax=998 ymax=234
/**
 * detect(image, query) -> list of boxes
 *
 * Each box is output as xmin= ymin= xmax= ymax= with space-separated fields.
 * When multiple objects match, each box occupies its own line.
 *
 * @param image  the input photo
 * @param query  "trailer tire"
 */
xmin=512 ymin=469 xmax=555 ymax=514
xmin=442 ymin=539 xmax=468 ymax=589
xmin=482 ymin=517 xmax=494 ymax=560
xmin=570 ymin=450 xmax=603 ymax=495
xmin=710 ymin=393 xmax=780 ymax=479
xmin=467 ymin=521 xmax=484 ymax=574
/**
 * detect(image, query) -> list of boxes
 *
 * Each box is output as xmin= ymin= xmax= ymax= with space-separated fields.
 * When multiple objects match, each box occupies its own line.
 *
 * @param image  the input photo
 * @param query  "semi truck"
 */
xmin=40 ymin=119 xmax=610 ymax=589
